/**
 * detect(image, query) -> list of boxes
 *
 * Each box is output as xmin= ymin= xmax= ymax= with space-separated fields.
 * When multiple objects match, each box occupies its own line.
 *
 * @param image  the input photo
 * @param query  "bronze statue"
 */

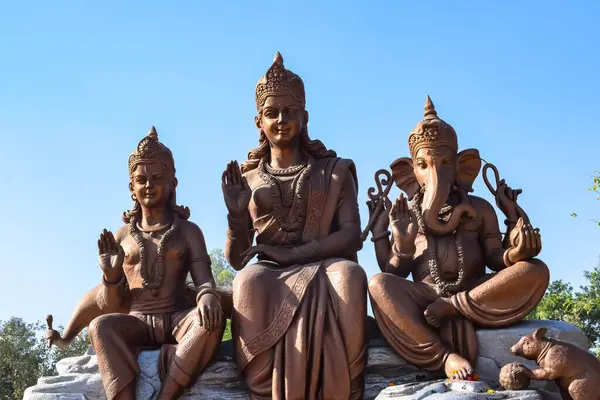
xmin=366 ymin=97 xmax=550 ymax=380
xmin=509 ymin=327 xmax=600 ymax=400
xmin=221 ymin=53 xmax=367 ymax=399
xmin=46 ymin=128 xmax=224 ymax=400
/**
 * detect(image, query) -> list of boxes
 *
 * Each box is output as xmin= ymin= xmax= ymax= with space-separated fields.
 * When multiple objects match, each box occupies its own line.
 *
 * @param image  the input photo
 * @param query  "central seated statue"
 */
xmin=221 ymin=53 xmax=368 ymax=399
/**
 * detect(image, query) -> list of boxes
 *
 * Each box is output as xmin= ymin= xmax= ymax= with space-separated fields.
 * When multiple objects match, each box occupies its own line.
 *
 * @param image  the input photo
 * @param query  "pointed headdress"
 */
xmin=408 ymin=96 xmax=458 ymax=157
xmin=128 ymin=126 xmax=176 ymax=176
xmin=255 ymin=52 xmax=306 ymax=111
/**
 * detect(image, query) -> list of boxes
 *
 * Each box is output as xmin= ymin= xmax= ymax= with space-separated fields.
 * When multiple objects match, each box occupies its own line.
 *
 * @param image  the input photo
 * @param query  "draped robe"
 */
xmin=232 ymin=157 xmax=367 ymax=400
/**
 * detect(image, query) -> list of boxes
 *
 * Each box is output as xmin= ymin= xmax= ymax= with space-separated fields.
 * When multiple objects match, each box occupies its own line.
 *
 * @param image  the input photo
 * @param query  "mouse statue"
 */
xmin=509 ymin=327 xmax=600 ymax=400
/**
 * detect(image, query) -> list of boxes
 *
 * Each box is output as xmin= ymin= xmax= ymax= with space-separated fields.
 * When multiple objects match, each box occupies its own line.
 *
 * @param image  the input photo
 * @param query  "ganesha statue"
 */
xmin=366 ymin=96 xmax=550 ymax=380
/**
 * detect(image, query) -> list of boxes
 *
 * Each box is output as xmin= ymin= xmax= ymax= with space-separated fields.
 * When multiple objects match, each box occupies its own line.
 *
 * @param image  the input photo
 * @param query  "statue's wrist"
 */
xmin=227 ymin=213 xmax=250 ymax=235
xmin=228 ymin=212 xmax=249 ymax=226
xmin=196 ymin=288 xmax=220 ymax=305
xmin=292 ymin=240 xmax=325 ymax=263
xmin=503 ymin=209 xmax=519 ymax=223
xmin=391 ymin=242 xmax=415 ymax=259
xmin=102 ymin=272 xmax=124 ymax=286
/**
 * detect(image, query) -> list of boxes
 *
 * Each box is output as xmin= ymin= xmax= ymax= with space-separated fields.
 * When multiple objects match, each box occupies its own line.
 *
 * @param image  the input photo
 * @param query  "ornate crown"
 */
xmin=128 ymin=126 xmax=176 ymax=175
xmin=255 ymin=52 xmax=306 ymax=110
xmin=408 ymin=96 xmax=458 ymax=157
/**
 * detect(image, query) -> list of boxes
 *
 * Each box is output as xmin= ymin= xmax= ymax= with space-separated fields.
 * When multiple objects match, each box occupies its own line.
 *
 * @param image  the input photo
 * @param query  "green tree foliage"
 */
xmin=209 ymin=248 xmax=236 ymax=287
xmin=186 ymin=248 xmax=236 ymax=287
xmin=0 ymin=318 xmax=89 ymax=400
xmin=527 ymin=264 xmax=600 ymax=357
xmin=223 ymin=319 xmax=232 ymax=341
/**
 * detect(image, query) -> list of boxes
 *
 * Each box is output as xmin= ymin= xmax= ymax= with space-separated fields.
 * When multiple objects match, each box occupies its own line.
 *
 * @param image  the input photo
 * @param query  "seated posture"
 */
xmin=222 ymin=53 xmax=367 ymax=399
xmin=367 ymin=97 xmax=549 ymax=380
xmin=47 ymin=128 xmax=224 ymax=400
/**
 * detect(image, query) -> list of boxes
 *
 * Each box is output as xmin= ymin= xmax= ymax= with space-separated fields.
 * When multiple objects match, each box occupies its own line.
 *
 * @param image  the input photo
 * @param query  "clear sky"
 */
xmin=1 ymin=1 xmax=599 ymax=326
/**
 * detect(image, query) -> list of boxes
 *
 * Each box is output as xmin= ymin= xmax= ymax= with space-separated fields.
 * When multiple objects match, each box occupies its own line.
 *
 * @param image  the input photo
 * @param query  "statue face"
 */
xmin=390 ymin=147 xmax=481 ymax=235
xmin=256 ymin=94 xmax=307 ymax=148
xmin=131 ymin=163 xmax=173 ymax=209
xmin=413 ymin=146 xmax=457 ymax=188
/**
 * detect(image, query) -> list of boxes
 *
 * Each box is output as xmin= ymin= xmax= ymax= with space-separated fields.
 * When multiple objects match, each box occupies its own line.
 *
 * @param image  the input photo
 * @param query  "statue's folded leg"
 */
xmin=324 ymin=259 xmax=368 ymax=400
xmin=368 ymin=273 xmax=451 ymax=371
xmin=451 ymin=258 xmax=550 ymax=328
xmin=88 ymin=313 xmax=150 ymax=400
xmin=165 ymin=308 xmax=225 ymax=388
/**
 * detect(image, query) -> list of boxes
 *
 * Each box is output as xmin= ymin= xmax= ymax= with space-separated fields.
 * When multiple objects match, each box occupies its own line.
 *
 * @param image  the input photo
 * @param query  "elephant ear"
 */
xmin=390 ymin=157 xmax=420 ymax=198
xmin=456 ymin=149 xmax=481 ymax=193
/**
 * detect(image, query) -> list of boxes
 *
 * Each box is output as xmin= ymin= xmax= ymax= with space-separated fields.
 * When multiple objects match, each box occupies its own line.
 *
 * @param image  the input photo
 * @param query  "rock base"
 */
xmin=376 ymin=380 xmax=545 ymax=399
xmin=24 ymin=320 xmax=588 ymax=400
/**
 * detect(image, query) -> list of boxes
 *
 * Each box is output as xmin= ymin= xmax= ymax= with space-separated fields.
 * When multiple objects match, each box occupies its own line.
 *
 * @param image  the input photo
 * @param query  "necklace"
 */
xmin=264 ymin=161 xmax=307 ymax=207
xmin=136 ymin=220 xmax=172 ymax=232
xmin=264 ymin=160 xmax=307 ymax=176
xmin=411 ymin=193 xmax=466 ymax=297
xmin=129 ymin=215 xmax=180 ymax=295
xmin=258 ymin=157 xmax=312 ymax=233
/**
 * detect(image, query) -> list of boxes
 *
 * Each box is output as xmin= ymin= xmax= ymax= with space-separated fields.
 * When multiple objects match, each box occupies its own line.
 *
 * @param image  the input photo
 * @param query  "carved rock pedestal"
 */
xmin=375 ymin=380 xmax=544 ymax=399
xmin=24 ymin=320 xmax=589 ymax=400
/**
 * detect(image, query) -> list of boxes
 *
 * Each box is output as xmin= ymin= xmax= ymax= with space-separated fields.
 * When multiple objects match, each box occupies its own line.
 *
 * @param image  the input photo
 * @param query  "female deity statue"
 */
xmin=366 ymin=97 xmax=550 ymax=381
xmin=46 ymin=128 xmax=224 ymax=400
xmin=221 ymin=53 xmax=367 ymax=399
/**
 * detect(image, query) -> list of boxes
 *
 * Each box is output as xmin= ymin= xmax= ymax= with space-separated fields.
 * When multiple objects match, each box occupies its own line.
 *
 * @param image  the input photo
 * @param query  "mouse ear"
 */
xmin=533 ymin=327 xmax=547 ymax=340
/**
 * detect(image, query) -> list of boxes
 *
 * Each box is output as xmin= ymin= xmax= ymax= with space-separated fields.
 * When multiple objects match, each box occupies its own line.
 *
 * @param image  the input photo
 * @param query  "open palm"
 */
xmin=222 ymin=160 xmax=251 ymax=215
xmin=390 ymin=194 xmax=418 ymax=253
xmin=98 ymin=229 xmax=124 ymax=282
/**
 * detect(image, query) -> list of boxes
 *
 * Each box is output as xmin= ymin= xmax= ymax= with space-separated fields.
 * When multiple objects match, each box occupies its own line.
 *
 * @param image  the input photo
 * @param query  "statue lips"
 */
xmin=276 ymin=128 xmax=291 ymax=139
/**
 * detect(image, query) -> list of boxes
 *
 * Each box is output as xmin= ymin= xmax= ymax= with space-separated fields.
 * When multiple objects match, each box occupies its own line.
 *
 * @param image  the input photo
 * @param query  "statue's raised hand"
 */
xmin=390 ymin=193 xmax=418 ymax=255
xmin=98 ymin=229 xmax=124 ymax=283
xmin=507 ymin=218 xmax=542 ymax=264
xmin=222 ymin=160 xmax=251 ymax=216
xmin=496 ymin=179 xmax=522 ymax=221
xmin=366 ymin=197 xmax=392 ymax=234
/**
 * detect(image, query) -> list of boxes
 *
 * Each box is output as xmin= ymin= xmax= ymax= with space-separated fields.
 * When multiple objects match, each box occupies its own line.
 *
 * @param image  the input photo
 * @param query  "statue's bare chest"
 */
xmin=120 ymin=231 xmax=189 ymax=276
xmin=412 ymin=227 xmax=485 ymax=282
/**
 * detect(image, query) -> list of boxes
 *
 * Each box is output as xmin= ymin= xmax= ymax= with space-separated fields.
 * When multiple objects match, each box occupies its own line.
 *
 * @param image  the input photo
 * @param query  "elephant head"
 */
xmin=390 ymin=96 xmax=481 ymax=235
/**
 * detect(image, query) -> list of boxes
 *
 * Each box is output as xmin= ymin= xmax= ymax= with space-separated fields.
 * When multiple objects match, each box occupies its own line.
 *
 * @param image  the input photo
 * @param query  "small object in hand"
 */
xmin=499 ymin=362 xmax=531 ymax=390
xmin=46 ymin=314 xmax=53 ymax=330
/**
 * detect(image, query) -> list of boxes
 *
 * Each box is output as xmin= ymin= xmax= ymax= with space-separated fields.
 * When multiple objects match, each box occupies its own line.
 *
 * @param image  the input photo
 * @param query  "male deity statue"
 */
xmin=46 ymin=128 xmax=224 ymax=400
xmin=221 ymin=53 xmax=367 ymax=399
xmin=367 ymin=97 xmax=550 ymax=380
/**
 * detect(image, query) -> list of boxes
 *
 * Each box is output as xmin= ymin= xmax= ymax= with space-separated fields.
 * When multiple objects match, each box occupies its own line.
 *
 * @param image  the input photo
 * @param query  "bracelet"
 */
xmin=196 ymin=288 xmax=221 ymax=305
xmin=391 ymin=243 xmax=414 ymax=259
xmin=102 ymin=273 xmax=125 ymax=287
xmin=371 ymin=230 xmax=391 ymax=242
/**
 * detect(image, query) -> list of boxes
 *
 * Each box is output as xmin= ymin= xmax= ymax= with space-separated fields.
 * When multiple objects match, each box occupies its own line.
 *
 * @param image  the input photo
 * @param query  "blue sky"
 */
xmin=1 ymin=1 xmax=599 ymax=325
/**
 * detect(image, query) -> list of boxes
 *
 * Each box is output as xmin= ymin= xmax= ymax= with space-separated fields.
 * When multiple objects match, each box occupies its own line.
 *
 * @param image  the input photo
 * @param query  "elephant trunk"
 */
xmin=421 ymin=169 xmax=476 ymax=235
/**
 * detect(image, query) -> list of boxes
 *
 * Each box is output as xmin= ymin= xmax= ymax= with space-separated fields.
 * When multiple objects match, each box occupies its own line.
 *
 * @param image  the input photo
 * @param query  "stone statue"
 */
xmin=366 ymin=97 xmax=550 ymax=381
xmin=221 ymin=53 xmax=368 ymax=399
xmin=509 ymin=327 xmax=600 ymax=399
xmin=46 ymin=128 xmax=224 ymax=400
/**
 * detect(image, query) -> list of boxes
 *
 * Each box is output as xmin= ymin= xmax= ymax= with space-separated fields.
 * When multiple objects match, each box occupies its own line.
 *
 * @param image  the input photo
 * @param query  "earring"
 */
xmin=131 ymin=193 xmax=137 ymax=201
